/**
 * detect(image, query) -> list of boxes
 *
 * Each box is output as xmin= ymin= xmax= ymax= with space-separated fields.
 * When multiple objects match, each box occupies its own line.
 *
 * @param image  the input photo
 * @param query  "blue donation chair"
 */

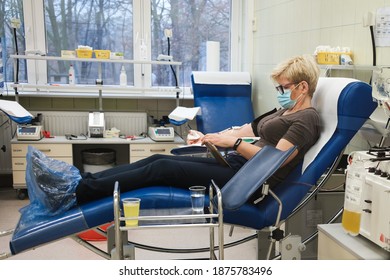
xmin=191 ymin=71 xmax=254 ymax=134
xmin=170 ymin=71 xmax=255 ymax=156
xmin=3 ymin=77 xmax=376 ymax=260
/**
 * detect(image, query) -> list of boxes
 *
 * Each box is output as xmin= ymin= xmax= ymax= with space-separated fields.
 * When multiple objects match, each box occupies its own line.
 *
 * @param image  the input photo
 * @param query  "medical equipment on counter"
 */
xmin=148 ymin=126 xmax=174 ymax=141
xmin=16 ymin=125 xmax=43 ymax=141
xmin=88 ymin=112 xmax=105 ymax=138
xmin=343 ymin=149 xmax=390 ymax=252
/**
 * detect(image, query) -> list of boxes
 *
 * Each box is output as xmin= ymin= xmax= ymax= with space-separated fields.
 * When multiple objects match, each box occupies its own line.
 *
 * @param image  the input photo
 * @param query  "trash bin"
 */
xmin=79 ymin=148 xmax=116 ymax=241
xmin=82 ymin=148 xmax=116 ymax=173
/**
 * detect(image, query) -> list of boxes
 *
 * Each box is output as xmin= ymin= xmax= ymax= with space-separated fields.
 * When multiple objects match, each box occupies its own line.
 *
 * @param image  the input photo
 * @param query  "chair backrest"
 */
xmin=191 ymin=71 xmax=254 ymax=134
xmin=270 ymin=77 xmax=376 ymax=222
xmin=222 ymin=77 xmax=377 ymax=230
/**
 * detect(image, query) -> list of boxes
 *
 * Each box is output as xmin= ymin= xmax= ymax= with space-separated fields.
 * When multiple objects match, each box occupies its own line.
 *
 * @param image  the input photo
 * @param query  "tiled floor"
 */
xmin=0 ymin=186 xmax=258 ymax=260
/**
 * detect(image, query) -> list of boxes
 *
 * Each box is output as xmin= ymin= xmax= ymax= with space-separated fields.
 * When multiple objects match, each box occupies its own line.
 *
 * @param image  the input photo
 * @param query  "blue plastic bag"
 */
xmin=20 ymin=145 xmax=81 ymax=219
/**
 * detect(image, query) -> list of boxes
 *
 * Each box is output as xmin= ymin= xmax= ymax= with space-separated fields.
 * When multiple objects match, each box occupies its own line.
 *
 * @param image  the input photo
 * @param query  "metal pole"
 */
xmin=113 ymin=182 xmax=124 ymax=259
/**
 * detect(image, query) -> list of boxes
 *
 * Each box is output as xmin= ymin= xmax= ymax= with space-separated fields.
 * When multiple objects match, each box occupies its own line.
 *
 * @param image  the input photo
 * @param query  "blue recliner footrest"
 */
xmin=221 ymin=145 xmax=296 ymax=210
xmin=9 ymin=187 xmax=195 ymax=255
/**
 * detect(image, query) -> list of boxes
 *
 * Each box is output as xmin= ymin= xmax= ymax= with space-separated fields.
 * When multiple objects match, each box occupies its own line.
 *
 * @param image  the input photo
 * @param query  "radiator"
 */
xmin=30 ymin=111 xmax=148 ymax=136
xmin=0 ymin=112 xmax=13 ymax=174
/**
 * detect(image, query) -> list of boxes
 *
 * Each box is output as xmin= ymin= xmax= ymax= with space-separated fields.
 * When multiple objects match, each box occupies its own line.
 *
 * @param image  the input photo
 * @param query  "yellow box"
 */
xmin=94 ymin=50 xmax=111 ymax=59
xmin=61 ymin=50 xmax=76 ymax=58
xmin=76 ymin=49 xmax=93 ymax=58
xmin=316 ymin=52 xmax=353 ymax=65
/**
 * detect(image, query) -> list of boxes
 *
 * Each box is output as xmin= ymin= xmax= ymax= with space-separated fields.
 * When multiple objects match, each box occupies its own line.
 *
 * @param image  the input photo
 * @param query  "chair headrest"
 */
xmin=302 ymin=77 xmax=358 ymax=172
xmin=0 ymin=99 xmax=33 ymax=124
xmin=192 ymin=71 xmax=251 ymax=85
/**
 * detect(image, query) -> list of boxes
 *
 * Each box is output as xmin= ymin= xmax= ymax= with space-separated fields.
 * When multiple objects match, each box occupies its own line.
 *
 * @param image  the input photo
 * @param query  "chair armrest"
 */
xmin=171 ymin=145 xmax=208 ymax=155
xmin=221 ymin=145 xmax=296 ymax=210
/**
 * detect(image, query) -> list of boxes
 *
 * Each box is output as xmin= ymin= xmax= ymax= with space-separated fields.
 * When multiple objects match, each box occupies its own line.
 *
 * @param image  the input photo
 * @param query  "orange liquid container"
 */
xmin=342 ymin=157 xmax=365 ymax=236
xmin=341 ymin=209 xmax=361 ymax=236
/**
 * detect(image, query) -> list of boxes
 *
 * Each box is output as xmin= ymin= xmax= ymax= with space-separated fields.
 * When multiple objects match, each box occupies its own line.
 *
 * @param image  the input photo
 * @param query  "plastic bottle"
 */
xmin=120 ymin=66 xmax=127 ymax=86
xmin=341 ymin=157 xmax=366 ymax=236
xmin=68 ymin=64 xmax=75 ymax=85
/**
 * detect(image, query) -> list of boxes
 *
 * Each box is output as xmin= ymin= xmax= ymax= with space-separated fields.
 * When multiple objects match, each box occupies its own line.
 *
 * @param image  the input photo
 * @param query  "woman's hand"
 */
xmin=201 ymin=133 xmax=236 ymax=148
xmin=186 ymin=130 xmax=204 ymax=145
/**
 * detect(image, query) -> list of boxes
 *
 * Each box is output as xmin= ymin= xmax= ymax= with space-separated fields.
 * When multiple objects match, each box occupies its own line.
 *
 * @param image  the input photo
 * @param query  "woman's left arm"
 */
xmin=202 ymin=133 xmax=261 ymax=160
xmin=274 ymin=138 xmax=299 ymax=166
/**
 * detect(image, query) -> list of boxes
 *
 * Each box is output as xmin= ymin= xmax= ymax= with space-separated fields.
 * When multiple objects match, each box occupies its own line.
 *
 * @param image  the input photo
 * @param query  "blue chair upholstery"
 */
xmin=191 ymin=71 xmax=254 ymax=134
xmin=0 ymin=99 xmax=33 ymax=124
xmin=8 ymin=77 xmax=376 ymax=256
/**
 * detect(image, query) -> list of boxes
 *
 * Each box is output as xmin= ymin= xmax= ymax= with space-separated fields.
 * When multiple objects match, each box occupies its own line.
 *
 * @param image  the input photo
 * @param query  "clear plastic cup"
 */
xmin=122 ymin=198 xmax=141 ymax=226
xmin=189 ymin=186 xmax=206 ymax=213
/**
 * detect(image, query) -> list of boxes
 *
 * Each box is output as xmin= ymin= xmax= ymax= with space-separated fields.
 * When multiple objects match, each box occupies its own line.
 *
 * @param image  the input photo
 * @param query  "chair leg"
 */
xmin=257 ymin=230 xmax=271 ymax=259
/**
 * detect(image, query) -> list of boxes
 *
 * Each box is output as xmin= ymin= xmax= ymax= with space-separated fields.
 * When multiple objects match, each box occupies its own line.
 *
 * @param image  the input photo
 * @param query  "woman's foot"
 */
xmin=25 ymin=146 xmax=82 ymax=216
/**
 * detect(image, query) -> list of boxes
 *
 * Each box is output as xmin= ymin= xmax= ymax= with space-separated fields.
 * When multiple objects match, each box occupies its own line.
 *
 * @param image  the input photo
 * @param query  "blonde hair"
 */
xmin=271 ymin=55 xmax=320 ymax=97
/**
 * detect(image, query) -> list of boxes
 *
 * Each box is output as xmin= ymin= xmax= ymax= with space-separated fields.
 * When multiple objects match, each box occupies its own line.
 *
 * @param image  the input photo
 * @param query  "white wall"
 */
xmin=252 ymin=0 xmax=390 ymax=114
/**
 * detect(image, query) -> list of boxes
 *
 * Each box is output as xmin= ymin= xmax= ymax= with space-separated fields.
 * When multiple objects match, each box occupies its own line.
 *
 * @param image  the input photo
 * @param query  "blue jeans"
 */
xmin=75 ymin=154 xmax=246 ymax=204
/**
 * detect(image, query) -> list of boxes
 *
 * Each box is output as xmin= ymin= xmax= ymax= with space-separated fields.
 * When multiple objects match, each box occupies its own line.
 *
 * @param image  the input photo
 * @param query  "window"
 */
xmin=0 ymin=0 xmax=26 ymax=89
xmin=1 ymin=0 xmax=244 ymax=95
xmin=150 ymin=0 xmax=231 ymax=87
xmin=45 ymin=0 xmax=133 ymax=85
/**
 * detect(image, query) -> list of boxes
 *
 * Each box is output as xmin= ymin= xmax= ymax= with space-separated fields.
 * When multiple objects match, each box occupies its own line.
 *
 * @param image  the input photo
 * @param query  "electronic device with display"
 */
xmin=16 ymin=125 xmax=43 ymax=141
xmin=148 ymin=126 xmax=175 ymax=142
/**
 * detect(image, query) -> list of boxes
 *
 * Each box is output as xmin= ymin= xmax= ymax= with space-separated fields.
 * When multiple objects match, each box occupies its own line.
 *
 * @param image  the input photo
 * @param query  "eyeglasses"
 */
xmin=275 ymin=82 xmax=299 ymax=95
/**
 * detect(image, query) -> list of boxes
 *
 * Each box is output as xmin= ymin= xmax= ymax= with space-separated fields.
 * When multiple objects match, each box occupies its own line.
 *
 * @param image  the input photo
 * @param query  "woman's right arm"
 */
xmin=186 ymin=123 xmax=255 ymax=145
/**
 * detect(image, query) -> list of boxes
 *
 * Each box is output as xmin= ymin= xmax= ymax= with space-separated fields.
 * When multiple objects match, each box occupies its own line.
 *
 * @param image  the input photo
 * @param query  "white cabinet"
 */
xmin=317 ymin=224 xmax=390 ymax=260
xmin=11 ymin=136 xmax=184 ymax=193
xmin=130 ymin=143 xmax=180 ymax=163
xmin=11 ymin=143 xmax=73 ymax=187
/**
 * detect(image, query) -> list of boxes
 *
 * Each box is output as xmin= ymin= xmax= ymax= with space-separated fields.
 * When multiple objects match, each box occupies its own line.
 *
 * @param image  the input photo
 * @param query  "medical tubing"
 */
xmin=370 ymin=25 xmax=376 ymax=67
xmin=166 ymin=37 xmax=178 ymax=87
xmin=369 ymin=25 xmax=376 ymax=85
xmin=379 ymin=117 xmax=390 ymax=147
xmin=13 ymin=28 xmax=19 ymax=83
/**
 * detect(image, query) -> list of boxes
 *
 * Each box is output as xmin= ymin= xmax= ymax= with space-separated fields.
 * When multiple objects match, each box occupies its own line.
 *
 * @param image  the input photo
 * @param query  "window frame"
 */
xmin=10 ymin=0 xmax=251 ymax=97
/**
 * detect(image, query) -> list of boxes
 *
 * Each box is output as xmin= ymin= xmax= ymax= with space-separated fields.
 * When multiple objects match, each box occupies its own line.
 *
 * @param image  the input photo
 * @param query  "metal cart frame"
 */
xmin=111 ymin=180 xmax=224 ymax=260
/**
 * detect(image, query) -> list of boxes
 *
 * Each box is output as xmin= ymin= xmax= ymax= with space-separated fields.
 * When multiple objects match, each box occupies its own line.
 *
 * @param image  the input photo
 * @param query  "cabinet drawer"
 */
xmin=130 ymin=143 xmax=178 ymax=157
xmin=12 ymin=157 xmax=73 ymax=171
xmin=12 ymin=171 xmax=26 ymax=186
xmin=12 ymin=143 xmax=72 ymax=157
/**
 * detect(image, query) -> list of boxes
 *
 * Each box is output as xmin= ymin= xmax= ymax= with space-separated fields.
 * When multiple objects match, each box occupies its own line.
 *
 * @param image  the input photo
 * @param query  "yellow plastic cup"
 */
xmin=122 ymin=198 xmax=141 ymax=227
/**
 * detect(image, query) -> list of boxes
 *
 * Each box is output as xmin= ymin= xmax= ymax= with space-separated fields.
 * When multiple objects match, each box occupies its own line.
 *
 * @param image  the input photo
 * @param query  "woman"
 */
xmin=29 ymin=54 xmax=321 ymax=214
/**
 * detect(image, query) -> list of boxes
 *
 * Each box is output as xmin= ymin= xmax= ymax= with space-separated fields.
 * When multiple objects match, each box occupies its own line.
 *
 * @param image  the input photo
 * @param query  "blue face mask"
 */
xmin=277 ymin=89 xmax=296 ymax=109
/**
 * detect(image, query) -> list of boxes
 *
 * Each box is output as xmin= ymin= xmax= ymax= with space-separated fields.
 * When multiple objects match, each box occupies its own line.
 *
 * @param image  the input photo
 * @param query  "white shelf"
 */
xmin=9 ymin=83 xmax=189 ymax=99
xmin=10 ymin=54 xmax=182 ymax=66
xmin=10 ymin=54 xmax=185 ymax=100
xmin=319 ymin=65 xmax=377 ymax=70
